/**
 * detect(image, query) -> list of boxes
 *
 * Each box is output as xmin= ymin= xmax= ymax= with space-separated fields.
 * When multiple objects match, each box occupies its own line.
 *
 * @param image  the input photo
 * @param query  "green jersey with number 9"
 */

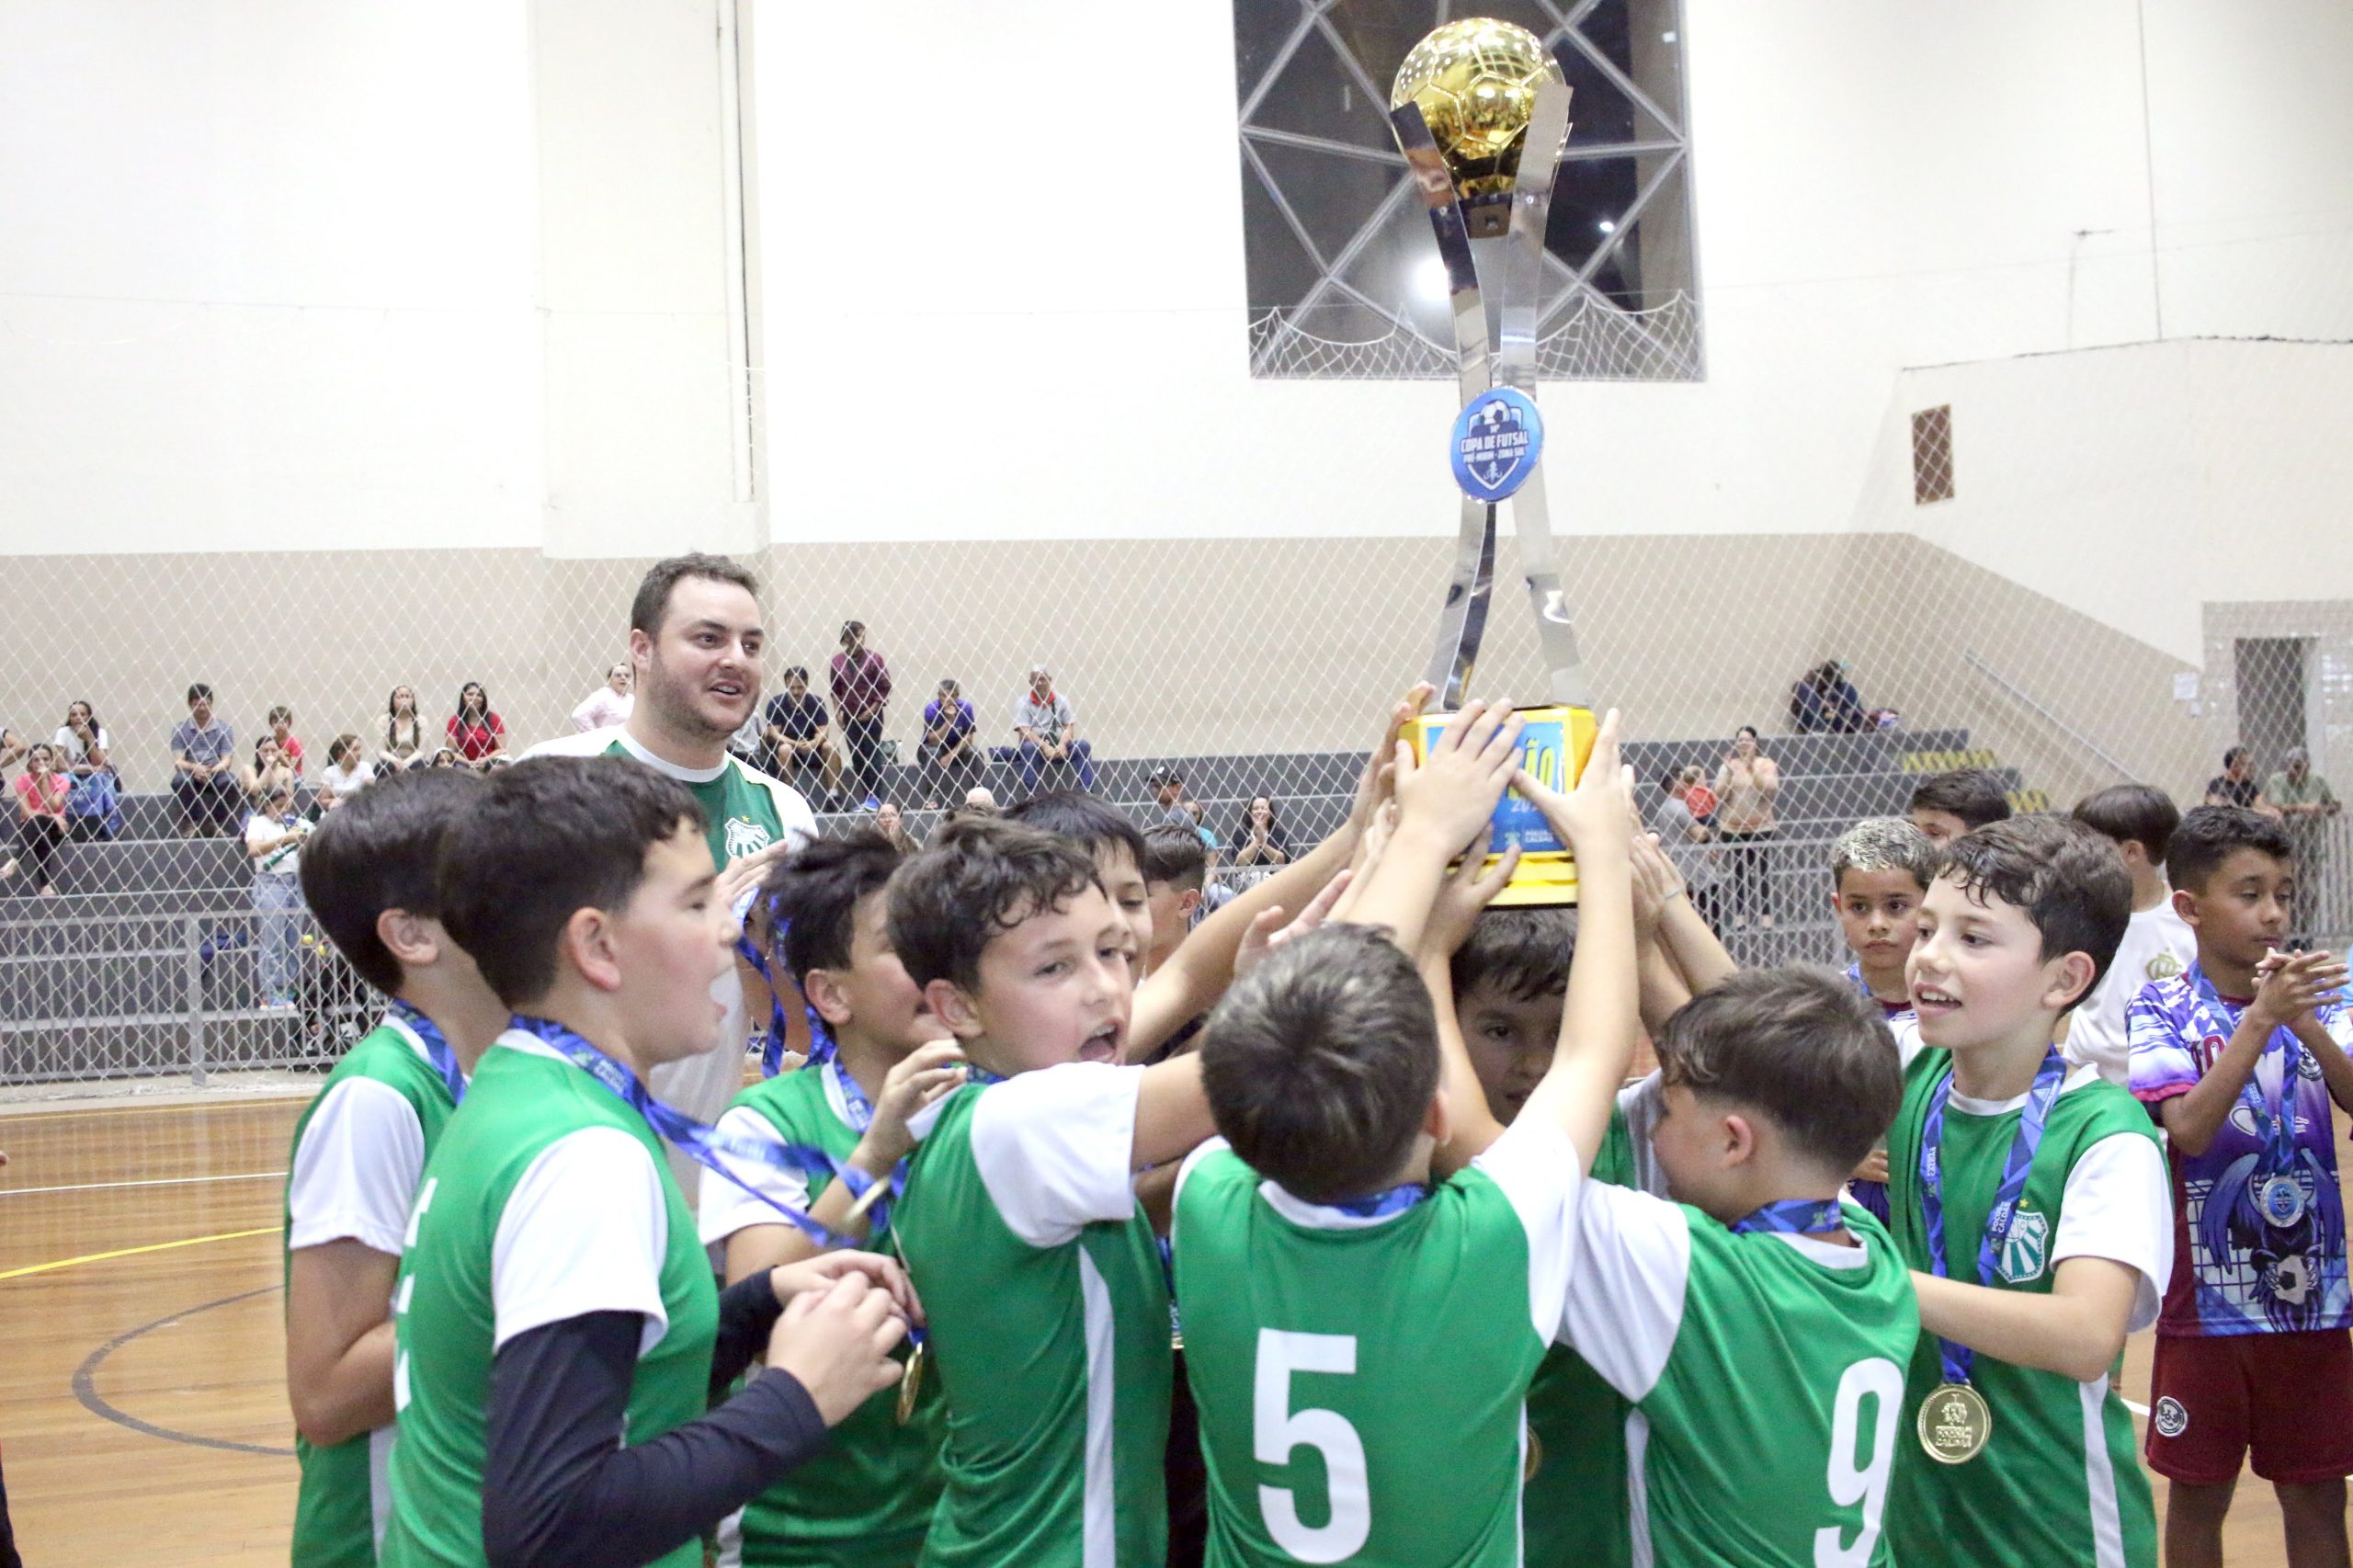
xmin=1560 ymin=1187 xmax=1918 ymax=1567
xmin=1173 ymin=1118 xmax=1586 ymax=1567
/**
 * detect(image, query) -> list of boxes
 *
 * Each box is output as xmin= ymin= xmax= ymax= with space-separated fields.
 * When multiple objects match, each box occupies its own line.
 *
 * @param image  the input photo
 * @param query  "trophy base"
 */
xmin=1406 ymin=704 xmax=1598 ymax=907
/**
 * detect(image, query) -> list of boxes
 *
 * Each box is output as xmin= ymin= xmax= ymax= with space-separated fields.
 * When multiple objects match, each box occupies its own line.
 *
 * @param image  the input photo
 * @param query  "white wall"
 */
xmin=755 ymin=0 xmax=2353 ymax=558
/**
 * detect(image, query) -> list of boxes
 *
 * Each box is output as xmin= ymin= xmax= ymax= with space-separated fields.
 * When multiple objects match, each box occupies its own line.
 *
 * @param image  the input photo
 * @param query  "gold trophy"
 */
xmin=1392 ymin=20 xmax=1596 ymax=905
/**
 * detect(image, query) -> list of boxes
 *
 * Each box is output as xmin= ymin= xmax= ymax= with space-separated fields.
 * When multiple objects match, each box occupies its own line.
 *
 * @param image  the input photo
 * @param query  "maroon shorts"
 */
xmin=2146 ymin=1329 xmax=2353 ymax=1485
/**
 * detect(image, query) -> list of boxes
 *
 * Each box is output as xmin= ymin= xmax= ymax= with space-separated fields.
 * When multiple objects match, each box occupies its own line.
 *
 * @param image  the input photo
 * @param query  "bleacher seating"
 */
xmin=0 ymin=724 xmax=2020 ymax=1085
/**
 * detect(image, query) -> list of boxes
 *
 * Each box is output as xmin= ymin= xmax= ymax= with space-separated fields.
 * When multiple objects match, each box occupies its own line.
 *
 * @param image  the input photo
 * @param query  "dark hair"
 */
xmin=388 ymin=686 xmax=417 ymax=719
xmin=1939 ymin=815 xmax=2131 ymax=1007
xmin=455 ymin=682 xmax=489 ymax=721
xmin=1656 ymin=966 xmax=1901 ymax=1175
xmin=2073 ymin=784 xmax=2183 ymax=864
xmin=1450 ymin=906 xmax=1575 ymax=1005
xmin=888 ymin=817 xmax=1103 ymax=993
xmin=267 ymin=705 xmax=293 ymax=727
xmin=1200 ymin=925 xmax=1438 ymax=1204
xmin=1735 ymin=725 xmax=1759 ymax=743
xmin=784 ymin=665 xmax=810 ymax=685
xmin=2223 ymin=744 xmax=2251 ymax=770
xmin=938 ymin=677 xmax=961 ymax=698
xmin=1006 ymin=790 xmax=1149 ymax=879
xmin=630 ymin=551 xmax=758 ymax=640
xmin=64 ymin=699 xmax=97 ymax=729
xmin=187 ymin=683 xmax=213 ymax=706
xmin=2165 ymin=805 xmax=2294 ymax=894
xmin=301 ymin=768 xmax=488 ymax=994
xmin=840 ymin=619 xmax=866 ymax=645
xmin=328 ymin=733 xmax=361 ymax=768
xmin=1910 ymin=769 xmax=2012 ymax=830
xmin=437 ymin=756 xmax=707 ymax=1006
xmin=1140 ymin=824 xmax=1207 ymax=891
xmin=763 ymin=831 xmax=901 ymax=983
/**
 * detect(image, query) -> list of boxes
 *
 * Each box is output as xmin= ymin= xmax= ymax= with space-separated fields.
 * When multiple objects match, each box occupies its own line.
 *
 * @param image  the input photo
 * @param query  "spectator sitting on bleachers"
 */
xmin=54 ymin=701 xmax=120 ymax=842
xmin=1151 ymin=767 xmax=1191 ymax=827
xmin=759 ymin=665 xmax=845 ymax=801
xmin=379 ymin=686 xmax=427 ymax=772
xmin=0 ymin=724 xmax=24 ymax=774
xmin=446 ymin=682 xmax=507 ymax=768
xmin=1228 ymin=794 xmax=1291 ymax=867
xmin=244 ymin=779 xmax=313 ymax=1009
xmin=3 ymin=744 xmax=73 ymax=895
xmin=170 ymin=682 xmax=242 ymax=837
xmin=241 ymin=737 xmax=300 ymax=805
xmin=871 ymin=800 xmax=919 ymax=853
xmin=571 ymin=660 xmax=634 ymax=733
xmin=919 ymin=677 xmax=981 ymax=806
xmin=1790 ymin=659 xmax=1868 ymax=734
xmin=1012 ymin=663 xmax=1097 ymax=795
xmin=316 ymin=734 xmax=372 ymax=808
xmin=428 ymin=745 xmax=465 ymax=769
xmin=265 ymin=705 xmax=306 ymax=777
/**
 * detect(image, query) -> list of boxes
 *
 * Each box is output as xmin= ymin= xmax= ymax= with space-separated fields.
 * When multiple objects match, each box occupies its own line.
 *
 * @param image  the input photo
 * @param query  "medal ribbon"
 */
xmin=2185 ymin=961 xmax=2304 ymax=1181
xmin=1729 ymin=1198 xmax=1846 ymax=1236
xmin=1327 ymin=1182 xmax=1430 ymax=1220
xmin=389 ymin=1001 xmax=468 ymax=1107
xmin=1919 ymin=1047 xmax=2066 ymax=1386
xmin=512 ymin=1016 xmax=879 ymax=1252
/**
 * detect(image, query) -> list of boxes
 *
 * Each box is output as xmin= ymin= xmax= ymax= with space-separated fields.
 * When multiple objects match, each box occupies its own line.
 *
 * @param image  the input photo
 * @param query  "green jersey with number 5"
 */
xmin=1173 ymin=1118 xmax=1585 ymax=1568
xmin=1561 ymin=1187 xmax=1919 ymax=1567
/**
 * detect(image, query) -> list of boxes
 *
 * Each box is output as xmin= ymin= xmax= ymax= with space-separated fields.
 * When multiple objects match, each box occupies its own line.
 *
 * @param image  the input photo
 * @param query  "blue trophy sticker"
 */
xmin=1450 ymin=387 xmax=1545 ymax=501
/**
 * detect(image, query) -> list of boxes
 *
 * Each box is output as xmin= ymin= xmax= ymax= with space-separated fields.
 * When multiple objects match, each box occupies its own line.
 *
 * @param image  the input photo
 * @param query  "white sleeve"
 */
xmin=286 ymin=1077 xmax=426 ymax=1256
xmin=1554 ymin=1181 xmax=1694 ymax=1403
xmin=1468 ymin=1118 xmax=1583 ymax=1342
xmin=491 ymin=1126 xmax=672 ymax=1355
xmin=2052 ymin=1131 xmax=2173 ymax=1333
xmin=969 ymin=1063 xmax=1143 ymax=1248
xmin=695 ymin=1106 xmax=813 ymax=1247
xmin=1171 ymin=1135 xmax=1230 ymax=1221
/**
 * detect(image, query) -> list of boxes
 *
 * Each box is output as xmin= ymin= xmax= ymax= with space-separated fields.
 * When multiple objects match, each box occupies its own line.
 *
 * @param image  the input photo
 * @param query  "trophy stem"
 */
xmin=1425 ymin=497 xmax=1497 ymax=710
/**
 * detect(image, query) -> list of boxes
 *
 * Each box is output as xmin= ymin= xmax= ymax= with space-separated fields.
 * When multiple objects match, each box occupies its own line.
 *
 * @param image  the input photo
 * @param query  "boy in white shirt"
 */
xmin=2068 ymin=784 xmax=2197 ymax=1087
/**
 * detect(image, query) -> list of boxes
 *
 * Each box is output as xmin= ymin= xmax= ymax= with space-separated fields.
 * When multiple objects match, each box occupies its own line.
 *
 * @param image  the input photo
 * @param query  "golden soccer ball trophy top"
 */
xmin=1389 ymin=18 xmax=1565 ymax=210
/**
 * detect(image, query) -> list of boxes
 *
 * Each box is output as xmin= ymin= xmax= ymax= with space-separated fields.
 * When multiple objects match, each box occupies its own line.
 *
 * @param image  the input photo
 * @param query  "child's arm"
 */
xmin=1506 ymin=714 xmax=1639 ymax=1169
xmin=2159 ymin=949 xmax=2345 ymax=1156
xmin=1134 ymin=1055 xmax=1219 ymax=1173
xmin=1419 ymin=839 xmax=1524 ymax=1169
xmin=286 ymin=1243 xmax=401 ymax=1446
xmin=1336 ymin=700 xmax=1524 ymax=952
xmin=2284 ymin=950 xmax=2353 ymax=1116
xmin=1129 ymin=686 xmax=1429 ymax=1054
xmin=1910 ymin=1256 xmax=2143 ymax=1383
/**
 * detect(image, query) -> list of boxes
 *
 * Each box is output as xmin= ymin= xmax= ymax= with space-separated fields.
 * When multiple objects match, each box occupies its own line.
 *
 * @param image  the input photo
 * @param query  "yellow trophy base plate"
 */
xmin=1405 ymin=705 xmax=1598 ymax=908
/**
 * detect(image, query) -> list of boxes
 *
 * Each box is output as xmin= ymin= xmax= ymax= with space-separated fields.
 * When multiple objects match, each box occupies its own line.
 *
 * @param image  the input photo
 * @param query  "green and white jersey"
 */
xmin=380 ymin=1031 xmax=720 ymax=1568
xmin=1561 ymin=1185 xmax=1920 ymax=1568
xmin=891 ymin=1063 xmax=1171 ymax=1568
xmin=1883 ymin=1050 xmax=2171 ymax=1568
xmin=1525 ymin=1081 xmax=1656 ymax=1568
xmin=1174 ymin=1116 xmax=1585 ymax=1568
xmin=284 ymin=1016 xmax=463 ymax=1568
xmin=525 ymin=725 xmax=817 ymax=1179
xmin=698 ymin=1062 xmax=944 ymax=1568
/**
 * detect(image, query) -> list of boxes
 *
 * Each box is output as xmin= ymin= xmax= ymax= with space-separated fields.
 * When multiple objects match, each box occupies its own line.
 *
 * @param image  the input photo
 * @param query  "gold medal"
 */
xmin=1916 ymin=1381 xmax=1992 ymax=1465
xmin=896 ymin=1340 xmax=927 ymax=1426
xmin=1523 ymin=1425 xmax=1544 ymax=1482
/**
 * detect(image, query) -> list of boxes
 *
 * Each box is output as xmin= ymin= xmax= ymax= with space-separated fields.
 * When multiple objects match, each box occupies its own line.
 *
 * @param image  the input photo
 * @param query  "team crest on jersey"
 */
xmin=725 ymin=816 xmax=773 ymax=860
xmin=1996 ymin=1205 xmax=2050 ymax=1284
xmin=2153 ymin=1396 xmax=2188 ymax=1437
xmin=2147 ymin=951 xmax=2184 ymax=982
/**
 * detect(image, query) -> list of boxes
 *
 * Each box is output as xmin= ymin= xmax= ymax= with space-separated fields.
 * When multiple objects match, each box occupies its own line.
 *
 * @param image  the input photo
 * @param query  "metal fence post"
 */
xmin=185 ymin=912 xmax=206 ymax=1088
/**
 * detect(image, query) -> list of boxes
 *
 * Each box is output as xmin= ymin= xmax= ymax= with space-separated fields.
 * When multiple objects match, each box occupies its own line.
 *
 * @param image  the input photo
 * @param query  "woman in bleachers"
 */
xmin=1228 ymin=794 xmax=1292 ymax=867
xmin=379 ymin=685 xmax=427 ymax=772
xmin=446 ymin=681 xmax=507 ymax=768
xmin=316 ymin=734 xmax=372 ymax=808
xmin=3 ymin=744 xmax=73 ymax=894
xmin=52 ymin=701 xmax=121 ymax=842
xmin=1712 ymin=725 xmax=1781 ymax=927
xmin=241 ymin=736 xmax=299 ymax=805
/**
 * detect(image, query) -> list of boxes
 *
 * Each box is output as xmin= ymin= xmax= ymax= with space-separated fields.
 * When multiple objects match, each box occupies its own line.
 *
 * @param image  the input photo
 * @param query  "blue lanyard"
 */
xmin=512 ymin=1016 xmax=881 ymax=1252
xmin=1919 ymin=1048 xmax=2065 ymax=1385
xmin=1328 ymin=1182 xmax=1430 ymax=1220
xmin=2186 ymin=963 xmax=2303 ymax=1176
xmin=389 ymin=1001 xmax=468 ymax=1107
xmin=1843 ymin=961 xmax=1868 ymax=996
xmin=1730 ymin=1198 xmax=1846 ymax=1236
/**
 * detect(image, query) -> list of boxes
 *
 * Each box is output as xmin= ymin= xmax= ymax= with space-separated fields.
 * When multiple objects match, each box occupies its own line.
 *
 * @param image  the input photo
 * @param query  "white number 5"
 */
xmin=1815 ymin=1358 xmax=1903 ymax=1568
xmin=1254 ymin=1329 xmax=1370 ymax=1563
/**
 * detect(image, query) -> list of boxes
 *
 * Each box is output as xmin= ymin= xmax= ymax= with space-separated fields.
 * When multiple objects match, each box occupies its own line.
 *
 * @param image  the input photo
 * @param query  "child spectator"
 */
xmin=571 ymin=661 xmax=634 ymax=733
xmin=883 ymin=817 xmax=1220 ymax=1564
xmin=918 ymin=678 xmax=980 ymax=807
xmin=1907 ymin=768 xmax=2014 ymax=846
xmin=2068 ymin=784 xmax=2196 ymax=1086
xmin=380 ymin=686 xmax=427 ymax=772
xmin=2128 ymin=805 xmax=2353 ymax=1568
xmin=245 ymin=781 xmax=313 ymax=1008
xmin=283 ymin=767 xmax=504 ymax=1566
xmin=446 ymin=682 xmax=506 ymax=767
xmin=382 ymin=756 xmax=912 ymax=1567
xmin=699 ymin=833 xmax=964 ymax=1568
xmin=171 ymin=682 xmax=241 ymax=836
xmin=1678 ymin=761 xmax=1716 ymax=824
xmin=317 ymin=734 xmax=372 ymax=809
xmin=1139 ymin=824 xmax=1208 ymax=979
xmin=1885 ymin=814 xmax=2169 ymax=1567
xmin=4 ymin=744 xmax=72 ymax=895
xmin=267 ymin=705 xmax=307 ymax=778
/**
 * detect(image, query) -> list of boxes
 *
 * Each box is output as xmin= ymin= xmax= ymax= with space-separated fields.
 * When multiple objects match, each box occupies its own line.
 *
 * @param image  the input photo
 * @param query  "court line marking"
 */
xmin=0 ymin=1097 xmax=309 ymax=1121
xmin=0 ymin=1224 xmax=282 ymax=1281
xmin=0 ymin=1170 xmax=286 ymax=1198
xmin=2123 ymin=1398 xmax=2150 ymax=1417
xmin=74 ymin=1284 xmax=295 ymax=1458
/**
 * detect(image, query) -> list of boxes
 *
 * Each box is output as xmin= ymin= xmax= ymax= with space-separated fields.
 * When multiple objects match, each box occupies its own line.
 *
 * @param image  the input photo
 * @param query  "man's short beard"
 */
xmin=643 ymin=653 xmax=748 ymax=745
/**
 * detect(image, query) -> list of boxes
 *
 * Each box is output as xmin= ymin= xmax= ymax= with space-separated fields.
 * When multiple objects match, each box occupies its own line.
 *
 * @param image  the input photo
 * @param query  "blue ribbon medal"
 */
xmin=389 ymin=1001 xmax=468 ymax=1107
xmin=1728 ymin=1199 xmax=1846 ymax=1237
xmin=2187 ymin=963 xmax=2309 ymax=1229
xmin=1915 ymin=1047 xmax=2066 ymax=1464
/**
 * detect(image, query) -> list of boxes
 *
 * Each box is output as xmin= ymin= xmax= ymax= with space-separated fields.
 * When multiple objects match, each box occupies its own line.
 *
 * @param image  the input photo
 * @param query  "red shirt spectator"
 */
xmin=447 ymin=681 xmax=508 ymax=766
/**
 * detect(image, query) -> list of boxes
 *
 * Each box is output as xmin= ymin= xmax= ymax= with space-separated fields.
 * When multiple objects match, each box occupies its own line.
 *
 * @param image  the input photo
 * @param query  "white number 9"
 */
xmin=1254 ymin=1329 xmax=1370 ymax=1563
xmin=1815 ymin=1357 xmax=1903 ymax=1568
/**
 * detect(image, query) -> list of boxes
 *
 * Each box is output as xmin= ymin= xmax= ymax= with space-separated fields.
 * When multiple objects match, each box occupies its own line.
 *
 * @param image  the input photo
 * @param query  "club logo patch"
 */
xmin=1997 ymin=1206 xmax=2051 ymax=1284
xmin=724 ymin=816 xmax=774 ymax=861
xmin=2147 ymin=951 xmax=2184 ymax=982
xmin=2154 ymin=1396 xmax=2188 ymax=1438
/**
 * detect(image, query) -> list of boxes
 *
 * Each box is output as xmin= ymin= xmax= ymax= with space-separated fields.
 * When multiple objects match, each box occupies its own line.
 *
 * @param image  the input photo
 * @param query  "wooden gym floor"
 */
xmin=0 ymin=1093 xmax=2317 ymax=1565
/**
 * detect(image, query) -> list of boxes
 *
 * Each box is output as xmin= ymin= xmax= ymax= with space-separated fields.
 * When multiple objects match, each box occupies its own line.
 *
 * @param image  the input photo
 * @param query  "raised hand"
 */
xmin=1392 ymin=700 xmax=1527 ymax=857
xmin=1510 ymin=710 xmax=1630 ymax=860
xmin=2251 ymin=948 xmax=2350 ymax=1031
xmin=860 ymin=1040 xmax=967 ymax=1168
xmin=1422 ymin=827 xmax=1520 ymax=963
xmin=1233 ymin=866 xmax=1357 ymax=982
xmin=1349 ymin=683 xmax=1435 ymax=835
